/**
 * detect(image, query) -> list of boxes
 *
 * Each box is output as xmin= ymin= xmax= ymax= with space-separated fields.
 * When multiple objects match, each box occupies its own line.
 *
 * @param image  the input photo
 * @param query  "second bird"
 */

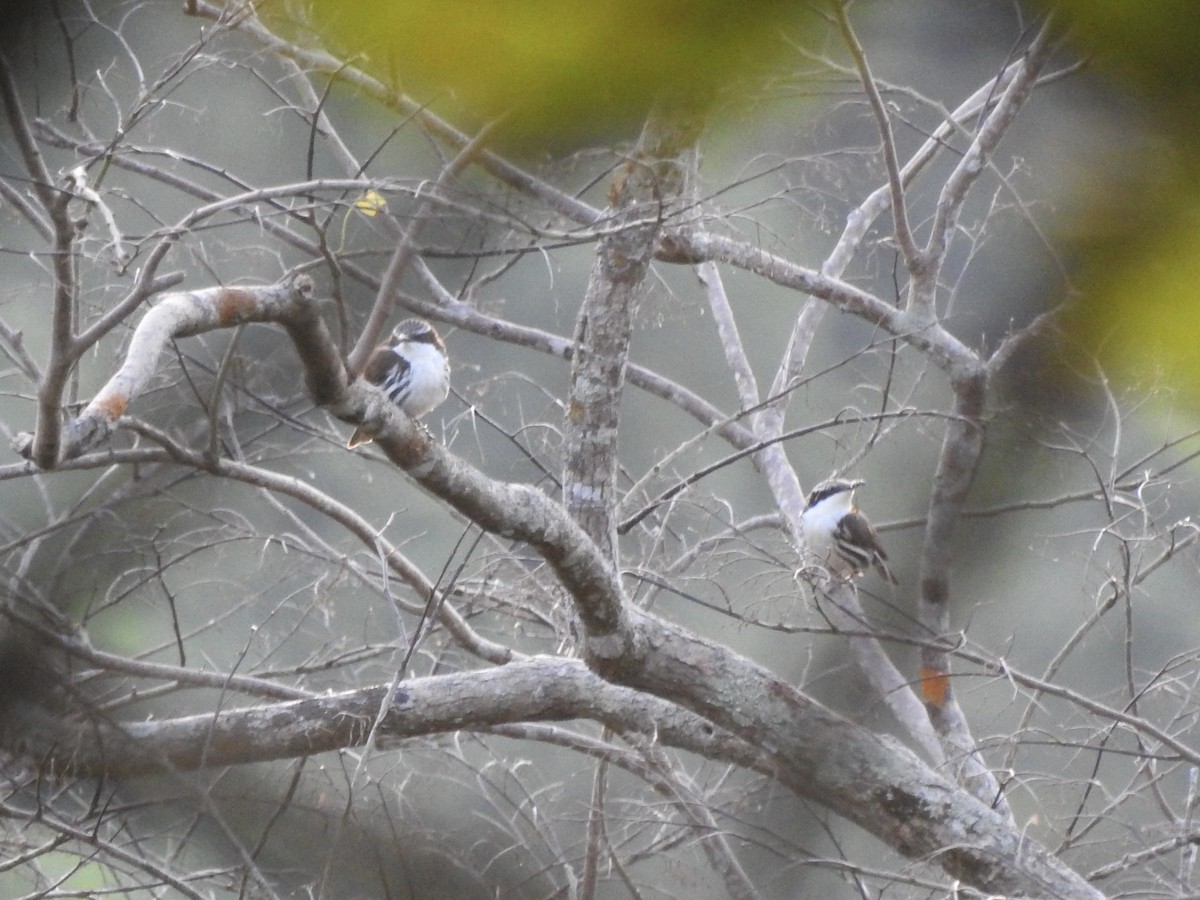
xmin=799 ymin=478 xmax=896 ymax=584
xmin=346 ymin=318 xmax=450 ymax=449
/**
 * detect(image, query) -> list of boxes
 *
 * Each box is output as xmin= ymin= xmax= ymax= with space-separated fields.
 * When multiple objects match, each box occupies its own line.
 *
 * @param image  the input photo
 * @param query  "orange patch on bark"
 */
xmin=918 ymin=665 xmax=950 ymax=708
xmin=215 ymin=287 xmax=257 ymax=325
xmin=96 ymin=393 xmax=128 ymax=419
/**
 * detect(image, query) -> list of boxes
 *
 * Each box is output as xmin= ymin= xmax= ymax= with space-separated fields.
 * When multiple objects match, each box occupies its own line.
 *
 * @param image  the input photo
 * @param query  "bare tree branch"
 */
xmin=347 ymin=123 xmax=498 ymax=375
xmin=8 ymin=272 xmax=1101 ymax=895
xmin=833 ymin=2 xmax=920 ymax=270
xmin=1 ymin=53 xmax=78 ymax=470
xmin=12 ymin=278 xmax=319 ymax=464
xmin=563 ymin=107 xmax=702 ymax=558
xmin=906 ymin=20 xmax=1059 ymax=815
xmin=12 ymin=658 xmax=754 ymax=778
xmin=3 ymin=5 xmax=1168 ymax=897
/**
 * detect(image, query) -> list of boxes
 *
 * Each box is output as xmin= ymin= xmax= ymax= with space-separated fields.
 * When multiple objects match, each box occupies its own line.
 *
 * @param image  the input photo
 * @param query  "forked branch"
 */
xmin=6 ymin=275 xmax=1102 ymax=898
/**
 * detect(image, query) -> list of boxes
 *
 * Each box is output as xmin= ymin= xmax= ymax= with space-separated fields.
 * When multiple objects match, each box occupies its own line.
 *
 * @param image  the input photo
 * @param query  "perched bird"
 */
xmin=799 ymin=478 xmax=896 ymax=584
xmin=346 ymin=318 xmax=450 ymax=449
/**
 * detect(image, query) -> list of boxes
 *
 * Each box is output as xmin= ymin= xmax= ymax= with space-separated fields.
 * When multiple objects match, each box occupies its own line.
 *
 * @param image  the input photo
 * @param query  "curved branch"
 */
xmin=15 ymin=657 xmax=758 ymax=779
xmin=667 ymin=230 xmax=981 ymax=382
xmin=8 ymin=276 xmax=1101 ymax=899
xmin=617 ymin=609 xmax=1101 ymax=899
xmin=278 ymin=281 xmax=1095 ymax=893
xmin=12 ymin=278 xmax=320 ymax=464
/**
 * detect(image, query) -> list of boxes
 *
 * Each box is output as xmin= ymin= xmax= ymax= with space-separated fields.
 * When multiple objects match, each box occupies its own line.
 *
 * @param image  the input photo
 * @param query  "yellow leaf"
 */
xmin=354 ymin=190 xmax=387 ymax=217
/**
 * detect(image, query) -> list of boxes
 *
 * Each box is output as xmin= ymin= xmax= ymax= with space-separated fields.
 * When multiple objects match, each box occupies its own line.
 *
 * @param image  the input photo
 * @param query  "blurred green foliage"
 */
xmin=306 ymin=0 xmax=807 ymax=150
xmin=302 ymin=1 xmax=1200 ymax=396
xmin=1051 ymin=2 xmax=1200 ymax=395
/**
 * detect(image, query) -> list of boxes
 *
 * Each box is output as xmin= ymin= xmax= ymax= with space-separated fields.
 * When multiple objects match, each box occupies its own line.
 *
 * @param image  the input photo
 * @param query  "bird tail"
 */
xmin=346 ymin=427 xmax=373 ymax=449
xmin=874 ymin=556 xmax=898 ymax=585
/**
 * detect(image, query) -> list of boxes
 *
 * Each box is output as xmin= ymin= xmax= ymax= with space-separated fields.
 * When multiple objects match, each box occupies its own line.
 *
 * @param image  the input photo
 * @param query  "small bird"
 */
xmin=346 ymin=318 xmax=450 ymax=449
xmin=799 ymin=478 xmax=896 ymax=584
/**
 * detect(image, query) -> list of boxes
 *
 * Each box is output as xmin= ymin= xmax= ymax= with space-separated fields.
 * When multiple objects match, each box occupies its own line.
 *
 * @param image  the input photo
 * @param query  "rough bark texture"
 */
xmin=563 ymin=108 xmax=702 ymax=563
xmin=4 ymin=279 xmax=1103 ymax=897
xmin=1 ymin=8 xmax=1110 ymax=895
xmin=12 ymin=278 xmax=319 ymax=464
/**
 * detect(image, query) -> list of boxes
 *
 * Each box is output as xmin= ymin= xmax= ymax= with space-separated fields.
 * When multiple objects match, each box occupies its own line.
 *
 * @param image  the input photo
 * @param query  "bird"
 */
xmin=346 ymin=318 xmax=450 ymax=449
xmin=799 ymin=478 xmax=896 ymax=584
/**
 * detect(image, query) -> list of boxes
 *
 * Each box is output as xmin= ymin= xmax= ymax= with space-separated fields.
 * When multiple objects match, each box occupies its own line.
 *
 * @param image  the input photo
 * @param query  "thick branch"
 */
xmin=11 ymin=657 xmax=758 ymax=780
xmin=617 ymin=609 xmax=1101 ymax=899
xmin=12 ymin=278 xmax=320 ymax=465
xmin=915 ymin=370 xmax=996 ymax=795
xmin=563 ymin=108 xmax=701 ymax=560
xmin=666 ymin=230 xmax=982 ymax=383
xmin=893 ymin=30 xmax=1059 ymax=804
xmin=8 ymin=278 xmax=1102 ymax=897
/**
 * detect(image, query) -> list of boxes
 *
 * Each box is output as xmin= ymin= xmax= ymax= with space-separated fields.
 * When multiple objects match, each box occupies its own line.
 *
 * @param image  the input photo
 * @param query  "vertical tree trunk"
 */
xmin=562 ymin=107 xmax=702 ymax=562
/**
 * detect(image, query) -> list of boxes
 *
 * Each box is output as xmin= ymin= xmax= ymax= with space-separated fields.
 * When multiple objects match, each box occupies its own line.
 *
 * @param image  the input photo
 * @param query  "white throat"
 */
xmin=802 ymin=491 xmax=854 ymax=528
xmin=800 ymin=490 xmax=855 ymax=560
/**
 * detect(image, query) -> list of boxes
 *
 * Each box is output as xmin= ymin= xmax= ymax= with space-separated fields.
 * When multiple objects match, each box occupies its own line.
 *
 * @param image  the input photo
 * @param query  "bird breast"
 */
xmin=393 ymin=342 xmax=449 ymax=418
xmin=799 ymin=492 xmax=854 ymax=563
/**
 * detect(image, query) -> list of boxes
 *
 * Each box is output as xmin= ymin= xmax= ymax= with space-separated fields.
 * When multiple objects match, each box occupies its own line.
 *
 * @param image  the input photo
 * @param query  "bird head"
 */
xmin=805 ymin=478 xmax=864 ymax=510
xmin=391 ymin=318 xmax=445 ymax=353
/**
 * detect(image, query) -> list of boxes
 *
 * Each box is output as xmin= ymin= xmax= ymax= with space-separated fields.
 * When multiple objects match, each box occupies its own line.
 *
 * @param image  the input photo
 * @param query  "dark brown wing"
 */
xmin=360 ymin=343 xmax=402 ymax=385
xmin=347 ymin=344 xmax=401 ymax=448
xmin=837 ymin=511 xmax=897 ymax=584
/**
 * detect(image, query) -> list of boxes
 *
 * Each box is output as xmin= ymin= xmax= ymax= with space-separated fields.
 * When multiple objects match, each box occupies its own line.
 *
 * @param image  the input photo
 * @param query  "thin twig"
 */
xmin=347 ymin=119 xmax=501 ymax=374
xmin=833 ymin=1 xmax=921 ymax=270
